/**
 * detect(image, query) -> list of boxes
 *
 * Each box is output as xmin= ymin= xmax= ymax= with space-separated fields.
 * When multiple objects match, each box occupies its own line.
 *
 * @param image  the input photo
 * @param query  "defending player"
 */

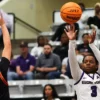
xmin=64 ymin=24 xmax=100 ymax=100
xmin=0 ymin=13 xmax=11 ymax=99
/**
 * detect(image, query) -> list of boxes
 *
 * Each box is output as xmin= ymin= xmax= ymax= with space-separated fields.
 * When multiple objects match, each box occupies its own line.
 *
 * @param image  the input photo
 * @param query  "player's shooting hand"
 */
xmin=0 ymin=12 xmax=5 ymax=26
xmin=88 ymin=30 xmax=96 ymax=44
xmin=64 ymin=24 xmax=77 ymax=40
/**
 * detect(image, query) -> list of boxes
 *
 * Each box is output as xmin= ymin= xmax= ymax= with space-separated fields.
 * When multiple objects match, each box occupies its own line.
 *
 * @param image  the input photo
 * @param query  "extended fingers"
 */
xmin=64 ymin=28 xmax=67 ymax=33
xmin=65 ymin=25 xmax=70 ymax=32
xmin=70 ymin=24 xmax=75 ymax=31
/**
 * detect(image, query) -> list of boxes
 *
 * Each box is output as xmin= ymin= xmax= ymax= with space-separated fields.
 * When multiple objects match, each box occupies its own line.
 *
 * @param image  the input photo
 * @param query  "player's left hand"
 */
xmin=88 ymin=29 xmax=96 ymax=44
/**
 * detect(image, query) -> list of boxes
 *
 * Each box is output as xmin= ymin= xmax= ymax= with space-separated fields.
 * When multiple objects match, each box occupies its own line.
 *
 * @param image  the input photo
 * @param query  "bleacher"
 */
xmin=9 ymin=79 xmax=75 ymax=100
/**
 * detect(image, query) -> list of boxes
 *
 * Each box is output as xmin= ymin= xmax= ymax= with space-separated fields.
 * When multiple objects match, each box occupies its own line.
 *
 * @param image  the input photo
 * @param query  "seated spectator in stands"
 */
xmin=36 ymin=44 xmax=61 ymax=79
xmin=53 ymin=33 xmax=69 ymax=61
xmin=61 ymin=57 xmax=68 ymax=75
xmin=41 ymin=84 xmax=60 ymax=100
xmin=7 ymin=53 xmax=17 ymax=80
xmin=15 ymin=41 xmax=36 ymax=80
xmin=51 ymin=23 xmax=79 ymax=41
xmin=50 ymin=57 xmax=72 ymax=79
xmin=87 ymin=3 xmax=100 ymax=29
xmin=31 ymin=36 xmax=46 ymax=59
xmin=76 ymin=33 xmax=93 ymax=56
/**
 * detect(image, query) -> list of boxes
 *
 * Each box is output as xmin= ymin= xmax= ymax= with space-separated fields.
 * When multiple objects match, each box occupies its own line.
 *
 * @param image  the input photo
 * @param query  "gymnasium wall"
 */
xmin=1 ymin=0 xmax=99 ymax=39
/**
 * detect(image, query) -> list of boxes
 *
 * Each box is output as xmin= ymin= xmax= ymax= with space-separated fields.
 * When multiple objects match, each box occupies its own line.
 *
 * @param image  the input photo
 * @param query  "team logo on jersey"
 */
xmin=82 ymin=81 xmax=93 ymax=84
xmin=95 ymin=81 xmax=100 ymax=84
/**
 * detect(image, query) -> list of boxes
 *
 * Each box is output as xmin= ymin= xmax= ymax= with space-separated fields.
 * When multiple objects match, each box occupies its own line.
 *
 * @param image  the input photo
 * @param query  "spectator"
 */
xmin=53 ymin=33 xmax=69 ymax=61
xmin=50 ymin=57 xmax=72 ymax=79
xmin=62 ymin=58 xmax=72 ymax=79
xmin=87 ymin=2 xmax=100 ymax=29
xmin=15 ymin=41 xmax=36 ymax=80
xmin=51 ymin=23 xmax=79 ymax=41
xmin=31 ymin=36 xmax=46 ymax=59
xmin=41 ymin=84 xmax=60 ymax=100
xmin=76 ymin=33 xmax=93 ymax=56
xmin=36 ymin=44 xmax=61 ymax=79
xmin=7 ymin=53 xmax=17 ymax=80
xmin=78 ymin=2 xmax=85 ymax=11
xmin=61 ymin=57 xmax=68 ymax=76
xmin=60 ymin=54 xmax=84 ymax=79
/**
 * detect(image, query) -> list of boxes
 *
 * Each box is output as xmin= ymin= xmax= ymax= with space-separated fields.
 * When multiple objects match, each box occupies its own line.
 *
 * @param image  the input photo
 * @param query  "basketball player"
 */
xmin=64 ymin=24 xmax=100 ymax=100
xmin=0 ymin=13 xmax=11 ymax=99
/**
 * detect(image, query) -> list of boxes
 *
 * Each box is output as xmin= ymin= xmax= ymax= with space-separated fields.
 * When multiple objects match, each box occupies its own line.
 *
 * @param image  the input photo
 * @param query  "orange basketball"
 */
xmin=60 ymin=2 xmax=82 ymax=24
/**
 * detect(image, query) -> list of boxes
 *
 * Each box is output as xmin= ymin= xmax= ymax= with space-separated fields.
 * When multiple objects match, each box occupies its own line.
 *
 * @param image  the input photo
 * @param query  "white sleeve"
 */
xmin=69 ymin=40 xmax=83 ymax=81
xmin=89 ymin=43 xmax=100 ymax=64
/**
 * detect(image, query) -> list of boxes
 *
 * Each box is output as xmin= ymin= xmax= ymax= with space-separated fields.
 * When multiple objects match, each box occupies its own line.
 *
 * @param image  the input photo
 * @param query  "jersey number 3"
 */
xmin=91 ymin=86 xmax=97 ymax=97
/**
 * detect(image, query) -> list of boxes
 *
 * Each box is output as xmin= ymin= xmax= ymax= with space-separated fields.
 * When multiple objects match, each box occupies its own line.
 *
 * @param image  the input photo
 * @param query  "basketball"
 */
xmin=60 ymin=2 xmax=82 ymax=24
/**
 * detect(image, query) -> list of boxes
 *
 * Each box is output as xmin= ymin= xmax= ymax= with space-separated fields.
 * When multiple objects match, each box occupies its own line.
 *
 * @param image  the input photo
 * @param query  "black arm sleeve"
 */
xmin=0 ymin=57 xmax=10 ymax=75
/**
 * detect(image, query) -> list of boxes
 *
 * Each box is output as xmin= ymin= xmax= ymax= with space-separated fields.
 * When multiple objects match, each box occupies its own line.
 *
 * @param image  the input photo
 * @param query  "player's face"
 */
xmin=82 ymin=56 xmax=98 ymax=73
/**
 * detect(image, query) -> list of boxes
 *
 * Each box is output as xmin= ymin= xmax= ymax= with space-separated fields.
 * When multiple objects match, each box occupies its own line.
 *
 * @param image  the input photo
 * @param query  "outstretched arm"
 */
xmin=89 ymin=44 xmax=100 ymax=64
xmin=1 ymin=14 xmax=11 ymax=61
xmin=88 ymin=30 xmax=100 ymax=64
xmin=64 ymin=24 xmax=82 ymax=81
